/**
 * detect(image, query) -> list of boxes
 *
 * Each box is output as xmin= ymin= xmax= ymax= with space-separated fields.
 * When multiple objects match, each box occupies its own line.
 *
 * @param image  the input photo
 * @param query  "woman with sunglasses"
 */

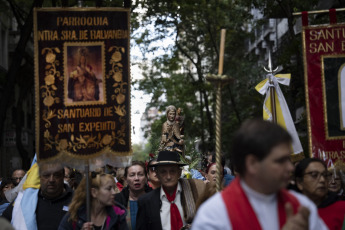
xmin=59 ymin=173 xmax=128 ymax=230
xmin=295 ymin=158 xmax=345 ymax=230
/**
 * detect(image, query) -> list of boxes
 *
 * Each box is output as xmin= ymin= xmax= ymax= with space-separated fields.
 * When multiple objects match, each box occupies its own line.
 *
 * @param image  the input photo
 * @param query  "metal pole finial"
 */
xmin=264 ymin=50 xmax=278 ymax=74
xmin=77 ymin=0 xmax=84 ymax=7
xmin=263 ymin=50 xmax=278 ymax=123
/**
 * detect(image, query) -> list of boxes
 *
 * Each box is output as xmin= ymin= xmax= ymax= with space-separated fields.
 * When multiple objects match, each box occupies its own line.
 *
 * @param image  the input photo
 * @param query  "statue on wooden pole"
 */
xmin=158 ymin=105 xmax=185 ymax=155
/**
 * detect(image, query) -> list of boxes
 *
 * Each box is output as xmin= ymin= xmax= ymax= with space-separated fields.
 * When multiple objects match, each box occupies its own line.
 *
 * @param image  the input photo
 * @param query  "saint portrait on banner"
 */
xmin=65 ymin=44 xmax=105 ymax=105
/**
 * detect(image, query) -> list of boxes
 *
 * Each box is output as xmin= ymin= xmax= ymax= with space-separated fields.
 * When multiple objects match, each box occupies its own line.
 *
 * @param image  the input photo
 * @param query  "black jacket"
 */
xmin=136 ymin=188 xmax=162 ymax=230
xmin=115 ymin=184 xmax=152 ymax=207
xmin=58 ymin=202 xmax=128 ymax=230
xmin=135 ymin=179 xmax=205 ymax=230
xmin=318 ymin=191 xmax=340 ymax=208
xmin=2 ymin=185 xmax=73 ymax=230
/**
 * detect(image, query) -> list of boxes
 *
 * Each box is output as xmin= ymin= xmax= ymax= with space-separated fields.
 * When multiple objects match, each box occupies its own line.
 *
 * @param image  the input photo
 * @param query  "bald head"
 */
xmin=38 ymin=163 xmax=64 ymax=199
xmin=12 ymin=169 xmax=25 ymax=186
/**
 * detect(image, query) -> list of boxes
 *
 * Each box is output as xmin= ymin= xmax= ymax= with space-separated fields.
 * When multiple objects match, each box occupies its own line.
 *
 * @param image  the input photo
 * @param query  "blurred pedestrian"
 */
xmin=203 ymin=163 xmax=223 ymax=186
xmin=295 ymin=158 xmax=345 ymax=230
xmin=328 ymin=166 xmax=345 ymax=200
xmin=147 ymin=159 xmax=160 ymax=189
xmin=3 ymin=163 xmax=73 ymax=229
xmin=192 ymin=119 xmax=327 ymax=230
xmin=11 ymin=169 xmax=25 ymax=187
xmin=58 ymin=172 xmax=127 ymax=230
xmin=116 ymin=168 xmax=126 ymax=190
xmin=115 ymin=161 xmax=151 ymax=230
xmin=0 ymin=179 xmax=14 ymax=215
xmin=136 ymin=151 xmax=205 ymax=230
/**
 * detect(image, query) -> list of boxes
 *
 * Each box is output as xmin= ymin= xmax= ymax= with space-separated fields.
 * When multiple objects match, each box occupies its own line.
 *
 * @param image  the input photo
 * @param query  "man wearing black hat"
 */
xmin=136 ymin=151 xmax=205 ymax=230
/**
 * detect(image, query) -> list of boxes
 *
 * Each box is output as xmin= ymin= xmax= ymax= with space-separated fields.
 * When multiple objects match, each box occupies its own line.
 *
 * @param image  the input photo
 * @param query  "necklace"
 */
xmin=93 ymin=216 xmax=106 ymax=230
xmin=100 ymin=216 xmax=106 ymax=230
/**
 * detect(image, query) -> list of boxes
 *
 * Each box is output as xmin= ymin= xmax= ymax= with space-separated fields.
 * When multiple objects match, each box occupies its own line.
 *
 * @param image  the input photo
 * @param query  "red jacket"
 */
xmin=318 ymin=200 xmax=345 ymax=230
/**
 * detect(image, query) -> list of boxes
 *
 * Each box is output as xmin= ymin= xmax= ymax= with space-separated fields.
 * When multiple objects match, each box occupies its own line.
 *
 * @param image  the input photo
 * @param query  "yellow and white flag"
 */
xmin=255 ymin=73 xmax=303 ymax=155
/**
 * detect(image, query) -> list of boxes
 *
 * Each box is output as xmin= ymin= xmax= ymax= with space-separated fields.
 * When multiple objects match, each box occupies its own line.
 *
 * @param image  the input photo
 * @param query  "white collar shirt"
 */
xmin=240 ymin=180 xmax=279 ymax=229
xmin=191 ymin=179 xmax=328 ymax=230
xmin=160 ymin=181 xmax=185 ymax=230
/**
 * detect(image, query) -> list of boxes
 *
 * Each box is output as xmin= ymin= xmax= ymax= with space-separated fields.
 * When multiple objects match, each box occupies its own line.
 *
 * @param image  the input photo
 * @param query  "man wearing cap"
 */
xmin=192 ymin=119 xmax=327 ymax=230
xmin=136 ymin=151 xmax=205 ymax=230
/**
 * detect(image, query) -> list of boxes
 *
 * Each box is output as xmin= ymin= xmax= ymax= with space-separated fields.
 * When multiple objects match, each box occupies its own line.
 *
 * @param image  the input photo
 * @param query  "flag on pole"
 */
xmin=12 ymin=155 xmax=40 ymax=230
xmin=255 ymin=73 xmax=304 ymax=158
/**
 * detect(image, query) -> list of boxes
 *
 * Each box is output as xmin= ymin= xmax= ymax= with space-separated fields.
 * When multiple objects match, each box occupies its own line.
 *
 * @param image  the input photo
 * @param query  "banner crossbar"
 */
xmin=293 ymin=8 xmax=345 ymax=16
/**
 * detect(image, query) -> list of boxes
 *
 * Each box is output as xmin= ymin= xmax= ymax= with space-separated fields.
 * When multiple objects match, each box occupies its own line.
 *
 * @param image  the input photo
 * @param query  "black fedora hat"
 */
xmin=152 ymin=151 xmax=187 ymax=167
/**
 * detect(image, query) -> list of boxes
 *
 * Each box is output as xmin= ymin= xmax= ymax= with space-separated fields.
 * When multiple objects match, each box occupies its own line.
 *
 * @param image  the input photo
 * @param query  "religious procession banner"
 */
xmin=303 ymin=23 xmax=345 ymax=166
xmin=34 ymin=8 xmax=131 ymax=169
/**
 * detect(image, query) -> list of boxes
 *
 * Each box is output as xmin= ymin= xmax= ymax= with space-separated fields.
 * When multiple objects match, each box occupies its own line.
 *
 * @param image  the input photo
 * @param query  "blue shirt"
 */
xmin=129 ymin=200 xmax=138 ymax=230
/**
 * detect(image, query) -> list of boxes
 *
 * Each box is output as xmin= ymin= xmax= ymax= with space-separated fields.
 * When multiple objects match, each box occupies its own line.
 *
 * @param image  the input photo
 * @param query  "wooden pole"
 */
xmin=218 ymin=29 xmax=226 ymax=76
xmin=206 ymin=29 xmax=232 ymax=192
xmin=269 ymin=77 xmax=277 ymax=123
xmin=265 ymin=51 xmax=277 ymax=124
xmin=215 ymin=29 xmax=226 ymax=192
xmin=85 ymin=164 xmax=91 ymax=221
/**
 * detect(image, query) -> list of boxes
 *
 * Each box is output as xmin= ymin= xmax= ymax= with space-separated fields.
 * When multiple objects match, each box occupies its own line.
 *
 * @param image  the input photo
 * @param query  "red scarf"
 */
xmin=163 ymin=186 xmax=183 ymax=230
xmin=222 ymin=177 xmax=299 ymax=230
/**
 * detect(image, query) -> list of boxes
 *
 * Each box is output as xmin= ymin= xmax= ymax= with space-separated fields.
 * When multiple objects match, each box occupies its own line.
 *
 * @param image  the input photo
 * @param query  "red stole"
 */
xmin=163 ymin=186 xmax=183 ymax=230
xmin=221 ymin=178 xmax=299 ymax=230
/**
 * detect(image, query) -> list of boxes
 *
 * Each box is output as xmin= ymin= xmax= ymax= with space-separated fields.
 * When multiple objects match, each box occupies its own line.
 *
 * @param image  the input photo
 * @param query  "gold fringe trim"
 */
xmin=290 ymin=152 xmax=305 ymax=163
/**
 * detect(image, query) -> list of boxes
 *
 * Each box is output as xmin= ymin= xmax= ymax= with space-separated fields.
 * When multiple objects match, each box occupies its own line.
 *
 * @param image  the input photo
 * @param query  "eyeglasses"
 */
xmin=329 ymin=175 xmax=341 ymax=182
xmin=149 ymin=167 xmax=155 ymax=172
xmin=303 ymin=171 xmax=332 ymax=181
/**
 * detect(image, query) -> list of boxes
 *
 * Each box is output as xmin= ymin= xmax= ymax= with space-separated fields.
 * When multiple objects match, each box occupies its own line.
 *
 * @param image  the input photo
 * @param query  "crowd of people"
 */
xmin=0 ymin=119 xmax=345 ymax=229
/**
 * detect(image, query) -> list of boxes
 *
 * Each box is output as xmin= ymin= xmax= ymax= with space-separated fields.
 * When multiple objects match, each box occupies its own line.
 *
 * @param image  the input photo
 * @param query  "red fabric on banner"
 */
xmin=302 ymin=11 xmax=308 ymax=26
xmin=329 ymin=9 xmax=337 ymax=24
xmin=303 ymin=23 xmax=345 ymax=164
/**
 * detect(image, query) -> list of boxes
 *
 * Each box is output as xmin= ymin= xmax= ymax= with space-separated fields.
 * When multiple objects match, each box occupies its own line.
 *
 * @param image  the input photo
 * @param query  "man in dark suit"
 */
xmin=136 ymin=151 xmax=205 ymax=230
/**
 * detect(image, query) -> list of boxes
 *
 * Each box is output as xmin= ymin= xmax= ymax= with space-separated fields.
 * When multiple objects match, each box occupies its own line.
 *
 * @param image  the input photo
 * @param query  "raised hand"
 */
xmin=282 ymin=203 xmax=310 ymax=230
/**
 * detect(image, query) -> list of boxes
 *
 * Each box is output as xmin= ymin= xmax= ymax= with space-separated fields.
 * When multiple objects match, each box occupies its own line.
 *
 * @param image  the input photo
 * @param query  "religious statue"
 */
xmin=175 ymin=107 xmax=184 ymax=135
xmin=158 ymin=105 xmax=184 ymax=154
xmin=68 ymin=47 xmax=101 ymax=102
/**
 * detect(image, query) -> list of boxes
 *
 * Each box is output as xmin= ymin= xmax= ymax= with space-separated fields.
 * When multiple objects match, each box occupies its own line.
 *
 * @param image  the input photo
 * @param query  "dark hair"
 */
xmin=38 ymin=163 xmax=64 ymax=176
xmin=206 ymin=163 xmax=224 ymax=174
xmin=231 ymin=119 xmax=292 ymax=175
xmin=294 ymin=158 xmax=326 ymax=181
xmin=210 ymin=152 xmax=226 ymax=168
xmin=0 ymin=178 xmax=13 ymax=191
xmin=124 ymin=161 xmax=147 ymax=178
xmin=11 ymin=169 xmax=26 ymax=175
xmin=147 ymin=158 xmax=157 ymax=172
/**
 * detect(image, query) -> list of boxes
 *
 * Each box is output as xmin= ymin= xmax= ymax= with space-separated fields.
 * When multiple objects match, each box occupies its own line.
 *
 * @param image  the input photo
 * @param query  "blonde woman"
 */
xmin=59 ymin=173 xmax=128 ymax=230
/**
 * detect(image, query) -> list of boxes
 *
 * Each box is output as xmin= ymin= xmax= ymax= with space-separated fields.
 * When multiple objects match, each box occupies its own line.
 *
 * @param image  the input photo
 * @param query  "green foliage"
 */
xmin=131 ymin=0 xmax=327 ymax=161
xmin=244 ymin=0 xmax=322 ymax=157
xmin=132 ymin=143 xmax=147 ymax=161
xmin=132 ymin=132 xmax=161 ymax=161
xmin=131 ymin=0 xmax=263 ymax=161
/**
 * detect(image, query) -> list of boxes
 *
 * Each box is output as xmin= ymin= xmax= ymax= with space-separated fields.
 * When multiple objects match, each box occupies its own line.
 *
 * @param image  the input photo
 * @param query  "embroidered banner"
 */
xmin=303 ymin=23 xmax=345 ymax=165
xmin=34 ymin=8 xmax=131 ymax=168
